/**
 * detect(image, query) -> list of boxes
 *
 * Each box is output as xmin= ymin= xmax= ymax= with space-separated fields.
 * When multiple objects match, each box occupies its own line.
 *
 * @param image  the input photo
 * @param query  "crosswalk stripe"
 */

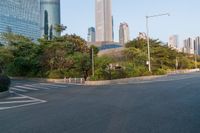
xmin=0 ymin=100 xmax=36 ymax=104
xmin=10 ymin=87 xmax=28 ymax=92
xmin=31 ymin=84 xmax=57 ymax=89
xmin=40 ymin=83 xmax=67 ymax=88
xmin=15 ymin=86 xmax=38 ymax=91
xmin=8 ymin=97 xmax=27 ymax=100
xmin=24 ymin=85 xmax=50 ymax=90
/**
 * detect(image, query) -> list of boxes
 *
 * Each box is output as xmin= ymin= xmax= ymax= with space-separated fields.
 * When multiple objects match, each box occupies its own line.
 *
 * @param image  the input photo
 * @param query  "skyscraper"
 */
xmin=168 ymin=35 xmax=179 ymax=49
xmin=95 ymin=0 xmax=113 ymax=43
xmin=87 ymin=27 xmax=96 ymax=43
xmin=119 ymin=22 xmax=130 ymax=46
xmin=0 ymin=0 xmax=40 ymax=41
xmin=40 ymin=0 xmax=61 ymax=39
xmin=194 ymin=36 xmax=200 ymax=55
xmin=183 ymin=38 xmax=194 ymax=54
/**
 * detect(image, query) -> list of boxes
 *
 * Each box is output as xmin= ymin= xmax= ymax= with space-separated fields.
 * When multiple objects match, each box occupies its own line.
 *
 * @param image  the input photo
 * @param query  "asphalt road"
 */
xmin=0 ymin=73 xmax=200 ymax=133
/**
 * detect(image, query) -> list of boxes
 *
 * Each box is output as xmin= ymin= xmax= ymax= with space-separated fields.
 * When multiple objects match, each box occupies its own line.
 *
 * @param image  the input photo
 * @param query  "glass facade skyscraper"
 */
xmin=0 ymin=0 xmax=40 ymax=41
xmin=95 ymin=0 xmax=113 ymax=42
xmin=87 ymin=27 xmax=96 ymax=43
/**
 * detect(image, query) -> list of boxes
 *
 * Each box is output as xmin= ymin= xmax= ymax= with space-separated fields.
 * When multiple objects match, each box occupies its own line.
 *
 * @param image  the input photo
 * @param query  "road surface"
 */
xmin=0 ymin=73 xmax=200 ymax=133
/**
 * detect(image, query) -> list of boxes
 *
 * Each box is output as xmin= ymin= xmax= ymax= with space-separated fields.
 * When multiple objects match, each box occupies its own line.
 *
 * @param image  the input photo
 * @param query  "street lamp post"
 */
xmin=92 ymin=48 xmax=95 ymax=76
xmin=146 ymin=13 xmax=170 ymax=72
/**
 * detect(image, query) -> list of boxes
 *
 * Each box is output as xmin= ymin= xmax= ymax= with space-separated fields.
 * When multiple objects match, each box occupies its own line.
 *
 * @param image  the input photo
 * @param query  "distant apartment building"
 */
xmin=168 ymin=35 xmax=178 ymax=49
xmin=87 ymin=27 xmax=96 ymax=43
xmin=95 ymin=0 xmax=113 ymax=43
xmin=183 ymin=38 xmax=194 ymax=54
xmin=0 ymin=0 xmax=40 ymax=41
xmin=119 ymin=22 xmax=130 ymax=46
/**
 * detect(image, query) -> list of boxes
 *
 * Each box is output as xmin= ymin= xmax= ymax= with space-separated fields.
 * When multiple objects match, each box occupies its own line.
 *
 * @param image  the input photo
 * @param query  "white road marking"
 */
xmin=15 ymin=86 xmax=38 ymax=91
xmin=8 ymin=96 xmax=28 ymax=100
xmin=0 ymin=100 xmax=37 ymax=104
xmin=10 ymin=87 xmax=28 ymax=92
xmin=0 ymin=93 xmax=47 ymax=111
xmin=40 ymin=83 xmax=67 ymax=88
xmin=0 ymin=101 xmax=46 ymax=111
xmin=24 ymin=84 xmax=50 ymax=90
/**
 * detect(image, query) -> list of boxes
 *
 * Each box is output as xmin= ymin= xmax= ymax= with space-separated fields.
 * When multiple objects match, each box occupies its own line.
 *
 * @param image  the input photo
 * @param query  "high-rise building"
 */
xmin=95 ymin=0 xmax=113 ymax=43
xmin=0 ymin=0 xmax=40 ymax=41
xmin=119 ymin=22 xmax=130 ymax=46
xmin=40 ymin=0 xmax=61 ymax=39
xmin=183 ymin=38 xmax=194 ymax=54
xmin=87 ymin=27 xmax=96 ymax=43
xmin=138 ymin=32 xmax=147 ymax=40
xmin=112 ymin=16 xmax=114 ymax=41
xmin=194 ymin=36 xmax=200 ymax=55
xmin=168 ymin=35 xmax=179 ymax=49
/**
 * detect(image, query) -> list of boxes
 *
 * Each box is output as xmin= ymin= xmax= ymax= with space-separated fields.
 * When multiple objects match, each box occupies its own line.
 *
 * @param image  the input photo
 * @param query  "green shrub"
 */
xmin=141 ymin=71 xmax=152 ymax=76
xmin=0 ymin=75 xmax=11 ymax=92
xmin=48 ymin=70 xmax=64 ymax=79
xmin=125 ymin=64 xmax=150 ymax=77
xmin=153 ymin=69 xmax=167 ymax=75
xmin=111 ymin=69 xmax=127 ymax=79
xmin=63 ymin=69 xmax=82 ymax=78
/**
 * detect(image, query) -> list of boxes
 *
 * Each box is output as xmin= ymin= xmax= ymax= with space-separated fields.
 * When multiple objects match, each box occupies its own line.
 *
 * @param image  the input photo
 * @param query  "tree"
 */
xmin=40 ymin=42 xmax=74 ymax=71
xmin=90 ymin=45 xmax=99 ymax=56
xmin=72 ymin=52 xmax=91 ymax=80
xmin=63 ymin=34 xmax=89 ymax=53
xmin=54 ymin=24 xmax=67 ymax=33
xmin=91 ymin=56 xmax=112 ymax=80
xmin=0 ymin=32 xmax=32 ymax=46
xmin=0 ymin=47 xmax=13 ymax=74
xmin=123 ymin=47 xmax=147 ymax=66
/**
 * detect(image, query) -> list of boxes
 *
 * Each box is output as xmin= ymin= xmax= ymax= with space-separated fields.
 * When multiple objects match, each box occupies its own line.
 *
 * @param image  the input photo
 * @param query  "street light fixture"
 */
xmin=146 ymin=13 xmax=170 ymax=72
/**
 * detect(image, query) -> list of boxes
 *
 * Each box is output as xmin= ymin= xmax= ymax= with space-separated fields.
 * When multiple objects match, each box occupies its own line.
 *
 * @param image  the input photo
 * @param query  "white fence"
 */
xmin=64 ymin=78 xmax=85 ymax=84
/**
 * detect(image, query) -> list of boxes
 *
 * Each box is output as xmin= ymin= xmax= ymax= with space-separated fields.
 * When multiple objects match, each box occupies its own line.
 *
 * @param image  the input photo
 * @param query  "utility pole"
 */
xmin=146 ymin=13 xmax=170 ymax=72
xmin=92 ymin=48 xmax=95 ymax=76
xmin=195 ymin=49 xmax=197 ymax=69
xmin=176 ymin=57 xmax=179 ymax=70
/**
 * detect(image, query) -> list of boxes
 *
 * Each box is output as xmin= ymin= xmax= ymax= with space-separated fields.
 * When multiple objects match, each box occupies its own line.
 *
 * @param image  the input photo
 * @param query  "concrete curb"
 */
xmin=167 ymin=69 xmax=200 ymax=75
xmin=0 ymin=91 xmax=10 ymax=99
xmin=85 ymin=75 xmax=166 ymax=86
xmin=85 ymin=69 xmax=200 ymax=85
xmin=10 ymin=69 xmax=200 ymax=86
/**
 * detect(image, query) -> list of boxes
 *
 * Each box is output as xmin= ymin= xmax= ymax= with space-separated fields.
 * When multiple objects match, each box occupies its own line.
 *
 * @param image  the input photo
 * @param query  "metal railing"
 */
xmin=64 ymin=78 xmax=85 ymax=84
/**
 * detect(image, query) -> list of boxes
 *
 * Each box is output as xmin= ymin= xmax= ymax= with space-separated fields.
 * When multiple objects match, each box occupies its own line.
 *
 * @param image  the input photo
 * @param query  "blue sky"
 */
xmin=61 ymin=0 xmax=200 ymax=47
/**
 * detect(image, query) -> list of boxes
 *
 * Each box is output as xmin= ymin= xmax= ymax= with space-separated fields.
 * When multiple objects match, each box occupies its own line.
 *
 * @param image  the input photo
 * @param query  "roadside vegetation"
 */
xmin=0 ymin=33 xmax=199 ymax=81
xmin=0 ymin=75 xmax=10 ymax=92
